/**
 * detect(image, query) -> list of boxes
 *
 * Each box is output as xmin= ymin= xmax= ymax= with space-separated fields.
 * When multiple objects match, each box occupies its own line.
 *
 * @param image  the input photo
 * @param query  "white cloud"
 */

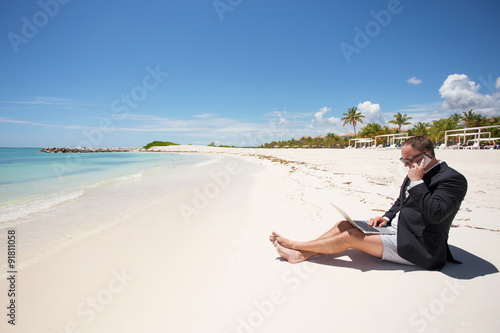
xmin=0 ymin=117 xmax=91 ymax=130
xmin=496 ymin=77 xmax=500 ymax=90
xmin=271 ymin=111 xmax=288 ymax=126
xmin=439 ymin=74 xmax=500 ymax=115
xmin=392 ymin=103 xmax=442 ymax=125
xmin=396 ymin=102 xmax=442 ymax=113
xmin=0 ymin=102 xmax=375 ymax=146
xmin=314 ymin=106 xmax=330 ymax=122
xmin=312 ymin=106 xmax=341 ymax=125
xmin=357 ymin=101 xmax=386 ymax=124
xmin=1 ymin=97 xmax=68 ymax=105
xmin=193 ymin=113 xmax=217 ymax=118
xmin=0 ymin=96 xmax=95 ymax=109
xmin=407 ymin=76 xmax=422 ymax=85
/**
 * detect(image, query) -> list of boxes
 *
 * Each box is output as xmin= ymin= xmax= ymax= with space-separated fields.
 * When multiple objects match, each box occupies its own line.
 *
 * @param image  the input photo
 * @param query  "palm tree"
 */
xmin=382 ymin=125 xmax=395 ymax=134
xmin=482 ymin=117 xmax=500 ymax=138
xmin=490 ymin=116 xmax=500 ymax=125
xmin=430 ymin=118 xmax=459 ymax=143
xmin=303 ymin=136 xmax=313 ymax=148
xmin=357 ymin=125 xmax=370 ymax=138
xmin=326 ymin=133 xmax=337 ymax=141
xmin=388 ymin=112 xmax=412 ymax=132
xmin=449 ymin=113 xmax=462 ymax=124
xmin=339 ymin=136 xmax=350 ymax=148
xmin=475 ymin=114 xmax=489 ymax=127
xmin=358 ymin=122 xmax=385 ymax=146
xmin=461 ymin=109 xmax=476 ymax=128
xmin=460 ymin=109 xmax=488 ymax=128
xmin=341 ymin=107 xmax=365 ymax=138
xmin=358 ymin=122 xmax=383 ymax=138
xmin=325 ymin=133 xmax=338 ymax=148
xmin=409 ymin=122 xmax=430 ymax=136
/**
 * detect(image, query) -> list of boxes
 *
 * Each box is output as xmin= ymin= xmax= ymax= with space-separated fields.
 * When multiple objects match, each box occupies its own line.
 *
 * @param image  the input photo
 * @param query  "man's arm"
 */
xmin=405 ymin=157 xmax=467 ymax=225
xmin=382 ymin=198 xmax=401 ymax=223
xmin=368 ymin=197 xmax=401 ymax=227
xmin=408 ymin=173 xmax=467 ymax=224
xmin=369 ymin=216 xmax=388 ymax=227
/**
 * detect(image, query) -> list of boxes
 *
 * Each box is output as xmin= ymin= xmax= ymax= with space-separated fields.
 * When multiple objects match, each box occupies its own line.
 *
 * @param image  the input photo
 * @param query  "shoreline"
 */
xmin=0 ymin=150 xmax=212 ymax=226
xmin=1 ymin=146 xmax=499 ymax=332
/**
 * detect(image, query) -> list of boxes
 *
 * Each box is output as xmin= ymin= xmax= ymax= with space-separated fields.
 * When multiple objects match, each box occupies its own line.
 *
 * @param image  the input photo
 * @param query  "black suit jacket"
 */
xmin=383 ymin=162 xmax=467 ymax=270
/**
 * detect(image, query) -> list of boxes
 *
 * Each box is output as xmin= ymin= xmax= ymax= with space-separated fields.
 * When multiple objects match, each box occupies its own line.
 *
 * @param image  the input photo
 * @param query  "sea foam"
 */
xmin=0 ymin=189 xmax=85 ymax=224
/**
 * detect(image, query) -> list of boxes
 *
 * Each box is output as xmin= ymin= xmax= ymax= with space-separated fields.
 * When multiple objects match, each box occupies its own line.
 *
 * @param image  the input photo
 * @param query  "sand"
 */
xmin=1 ymin=146 xmax=499 ymax=332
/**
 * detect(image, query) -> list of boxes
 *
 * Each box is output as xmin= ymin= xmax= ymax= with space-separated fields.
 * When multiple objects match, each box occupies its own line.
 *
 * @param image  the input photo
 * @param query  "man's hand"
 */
xmin=369 ymin=216 xmax=388 ymax=227
xmin=408 ymin=157 xmax=426 ymax=182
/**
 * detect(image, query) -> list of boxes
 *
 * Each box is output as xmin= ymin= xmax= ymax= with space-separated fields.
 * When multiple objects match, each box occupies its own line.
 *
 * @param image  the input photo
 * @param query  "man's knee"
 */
xmin=344 ymin=228 xmax=364 ymax=244
xmin=336 ymin=220 xmax=354 ymax=232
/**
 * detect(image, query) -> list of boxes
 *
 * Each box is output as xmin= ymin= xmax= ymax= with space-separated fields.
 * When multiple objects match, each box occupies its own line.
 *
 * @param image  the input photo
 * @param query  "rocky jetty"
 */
xmin=39 ymin=147 xmax=145 ymax=153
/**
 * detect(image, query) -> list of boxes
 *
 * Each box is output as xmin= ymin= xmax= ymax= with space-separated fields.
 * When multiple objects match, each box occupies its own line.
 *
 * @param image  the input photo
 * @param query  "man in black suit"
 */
xmin=270 ymin=136 xmax=467 ymax=270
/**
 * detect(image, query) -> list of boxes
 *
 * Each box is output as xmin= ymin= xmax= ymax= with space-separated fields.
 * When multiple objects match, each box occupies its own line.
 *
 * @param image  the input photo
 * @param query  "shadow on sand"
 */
xmin=440 ymin=245 xmax=499 ymax=280
xmin=286 ymin=245 xmax=498 ymax=280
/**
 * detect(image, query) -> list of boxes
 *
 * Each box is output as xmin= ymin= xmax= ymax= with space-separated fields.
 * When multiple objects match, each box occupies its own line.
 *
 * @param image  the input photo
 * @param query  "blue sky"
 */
xmin=1 ymin=0 xmax=499 ymax=147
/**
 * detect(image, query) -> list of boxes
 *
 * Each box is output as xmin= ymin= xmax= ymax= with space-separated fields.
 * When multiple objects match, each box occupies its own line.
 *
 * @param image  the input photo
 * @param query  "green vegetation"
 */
xmin=341 ymin=106 xmax=365 ymax=138
xmin=258 ymin=108 xmax=500 ymax=148
xmin=389 ymin=112 xmax=413 ymax=132
xmin=207 ymin=142 xmax=235 ymax=148
xmin=259 ymin=134 xmax=351 ymax=149
xmin=143 ymin=141 xmax=179 ymax=149
xmin=408 ymin=122 xmax=430 ymax=137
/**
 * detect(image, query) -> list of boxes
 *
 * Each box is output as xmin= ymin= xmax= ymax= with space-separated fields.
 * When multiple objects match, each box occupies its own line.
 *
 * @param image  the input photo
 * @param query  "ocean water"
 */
xmin=0 ymin=148 xmax=209 ymax=224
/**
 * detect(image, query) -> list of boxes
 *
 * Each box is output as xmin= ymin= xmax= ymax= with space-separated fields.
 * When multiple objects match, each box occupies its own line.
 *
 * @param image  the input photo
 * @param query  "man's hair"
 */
xmin=403 ymin=136 xmax=435 ymax=158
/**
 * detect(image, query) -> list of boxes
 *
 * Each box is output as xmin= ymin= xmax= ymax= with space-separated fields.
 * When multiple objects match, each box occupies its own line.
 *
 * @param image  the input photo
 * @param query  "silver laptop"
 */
xmin=330 ymin=203 xmax=395 ymax=235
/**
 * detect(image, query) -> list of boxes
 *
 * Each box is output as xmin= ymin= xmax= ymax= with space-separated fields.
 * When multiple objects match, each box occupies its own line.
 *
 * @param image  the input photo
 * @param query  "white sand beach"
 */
xmin=1 ymin=146 xmax=499 ymax=332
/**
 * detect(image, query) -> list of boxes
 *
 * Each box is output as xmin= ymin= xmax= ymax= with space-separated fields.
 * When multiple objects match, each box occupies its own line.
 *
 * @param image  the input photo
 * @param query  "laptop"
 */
xmin=330 ymin=203 xmax=395 ymax=235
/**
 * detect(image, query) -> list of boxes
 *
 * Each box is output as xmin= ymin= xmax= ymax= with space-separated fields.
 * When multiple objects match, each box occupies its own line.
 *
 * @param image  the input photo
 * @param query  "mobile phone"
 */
xmin=419 ymin=154 xmax=431 ymax=168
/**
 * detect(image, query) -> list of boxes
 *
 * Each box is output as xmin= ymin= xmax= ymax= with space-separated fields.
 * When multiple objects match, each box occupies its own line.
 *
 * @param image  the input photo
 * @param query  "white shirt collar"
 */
xmin=425 ymin=160 xmax=442 ymax=174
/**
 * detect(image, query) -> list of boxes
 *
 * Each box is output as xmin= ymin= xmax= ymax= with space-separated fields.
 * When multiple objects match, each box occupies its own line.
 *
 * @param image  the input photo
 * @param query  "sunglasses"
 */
xmin=399 ymin=152 xmax=425 ymax=165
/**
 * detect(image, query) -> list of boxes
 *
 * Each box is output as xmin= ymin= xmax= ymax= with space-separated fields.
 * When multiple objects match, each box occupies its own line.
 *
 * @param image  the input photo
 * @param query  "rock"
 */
xmin=39 ymin=147 xmax=145 ymax=153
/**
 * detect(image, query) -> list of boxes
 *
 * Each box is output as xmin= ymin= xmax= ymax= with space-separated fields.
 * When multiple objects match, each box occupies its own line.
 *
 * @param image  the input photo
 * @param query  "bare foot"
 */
xmin=270 ymin=231 xmax=295 ymax=249
xmin=269 ymin=232 xmax=279 ymax=245
xmin=274 ymin=241 xmax=307 ymax=264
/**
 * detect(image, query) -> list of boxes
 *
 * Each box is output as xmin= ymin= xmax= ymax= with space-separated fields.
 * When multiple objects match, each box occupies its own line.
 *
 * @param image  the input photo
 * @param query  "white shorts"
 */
xmin=380 ymin=227 xmax=414 ymax=266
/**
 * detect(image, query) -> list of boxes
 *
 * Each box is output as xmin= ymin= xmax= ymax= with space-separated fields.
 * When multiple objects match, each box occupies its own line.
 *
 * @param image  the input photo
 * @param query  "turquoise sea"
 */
xmin=0 ymin=148 xmax=207 ymax=224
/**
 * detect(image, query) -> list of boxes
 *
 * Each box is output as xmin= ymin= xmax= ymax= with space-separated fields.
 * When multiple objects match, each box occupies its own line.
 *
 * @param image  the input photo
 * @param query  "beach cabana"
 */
xmin=444 ymin=125 xmax=500 ymax=148
xmin=349 ymin=138 xmax=375 ymax=148
xmin=374 ymin=133 xmax=409 ymax=148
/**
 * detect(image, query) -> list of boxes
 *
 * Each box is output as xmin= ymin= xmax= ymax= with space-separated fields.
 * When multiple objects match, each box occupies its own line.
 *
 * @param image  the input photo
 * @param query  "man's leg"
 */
xmin=269 ymin=220 xmax=355 ymax=263
xmin=270 ymin=222 xmax=383 ymax=264
xmin=269 ymin=220 xmax=354 ymax=245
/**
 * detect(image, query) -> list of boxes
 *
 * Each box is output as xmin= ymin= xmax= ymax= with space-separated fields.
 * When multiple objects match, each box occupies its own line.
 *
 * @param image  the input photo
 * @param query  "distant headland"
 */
xmin=39 ymin=147 xmax=145 ymax=153
xmin=39 ymin=141 xmax=180 ymax=153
